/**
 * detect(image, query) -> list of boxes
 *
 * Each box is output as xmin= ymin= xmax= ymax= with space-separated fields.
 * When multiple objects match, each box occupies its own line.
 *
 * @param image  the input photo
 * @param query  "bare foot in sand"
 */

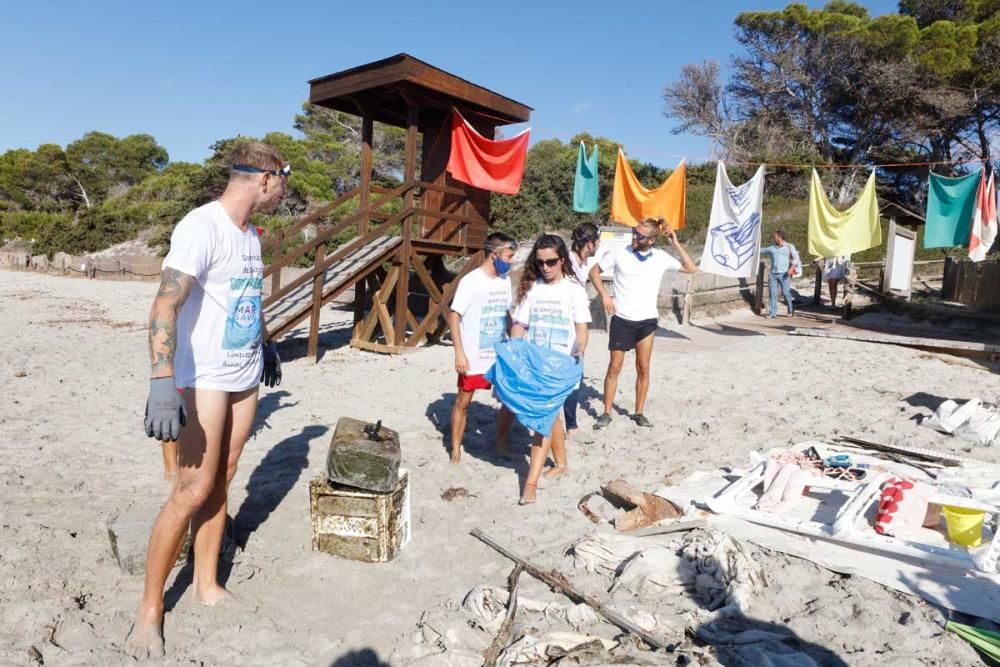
xmin=125 ymin=605 xmax=164 ymax=659
xmin=193 ymin=583 xmax=232 ymax=606
xmin=565 ymin=428 xmax=577 ymax=441
xmin=543 ymin=465 xmax=568 ymax=480
xmin=450 ymin=447 xmax=461 ymax=464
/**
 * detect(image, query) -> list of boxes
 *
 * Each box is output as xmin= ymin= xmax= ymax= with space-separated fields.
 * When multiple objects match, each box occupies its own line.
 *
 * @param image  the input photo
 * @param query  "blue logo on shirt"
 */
xmin=223 ymin=295 xmax=262 ymax=349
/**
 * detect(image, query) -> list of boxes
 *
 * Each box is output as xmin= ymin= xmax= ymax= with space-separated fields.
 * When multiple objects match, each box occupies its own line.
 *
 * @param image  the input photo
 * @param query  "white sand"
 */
xmin=1 ymin=269 xmax=996 ymax=665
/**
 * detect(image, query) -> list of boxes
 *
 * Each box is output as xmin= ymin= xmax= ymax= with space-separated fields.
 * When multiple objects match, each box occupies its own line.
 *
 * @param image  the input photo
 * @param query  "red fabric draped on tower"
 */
xmin=446 ymin=111 xmax=530 ymax=195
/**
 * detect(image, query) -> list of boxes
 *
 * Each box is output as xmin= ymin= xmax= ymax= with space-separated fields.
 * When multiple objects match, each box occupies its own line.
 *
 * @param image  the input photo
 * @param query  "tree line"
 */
xmin=2 ymin=1 xmax=993 ymax=260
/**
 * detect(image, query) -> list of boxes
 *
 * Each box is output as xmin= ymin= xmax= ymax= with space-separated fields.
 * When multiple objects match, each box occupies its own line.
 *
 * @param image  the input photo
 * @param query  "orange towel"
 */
xmin=446 ymin=111 xmax=530 ymax=195
xmin=611 ymin=150 xmax=686 ymax=229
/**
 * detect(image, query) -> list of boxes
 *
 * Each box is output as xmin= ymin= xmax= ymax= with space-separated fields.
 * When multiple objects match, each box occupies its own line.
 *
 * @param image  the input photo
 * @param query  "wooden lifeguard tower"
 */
xmin=262 ymin=54 xmax=531 ymax=358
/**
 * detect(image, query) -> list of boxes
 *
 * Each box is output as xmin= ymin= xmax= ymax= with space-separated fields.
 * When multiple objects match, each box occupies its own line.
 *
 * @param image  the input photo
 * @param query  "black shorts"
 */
xmin=609 ymin=315 xmax=658 ymax=351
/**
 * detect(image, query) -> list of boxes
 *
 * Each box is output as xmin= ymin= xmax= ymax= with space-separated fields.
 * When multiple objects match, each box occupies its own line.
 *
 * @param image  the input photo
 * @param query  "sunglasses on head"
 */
xmin=232 ymin=163 xmax=292 ymax=178
xmin=535 ymin=258 xmax=561 ymax=268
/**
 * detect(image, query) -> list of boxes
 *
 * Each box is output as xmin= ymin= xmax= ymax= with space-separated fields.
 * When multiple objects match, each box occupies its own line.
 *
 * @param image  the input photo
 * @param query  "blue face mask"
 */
xmin=493 ymin=256 xmax=512 ymax=277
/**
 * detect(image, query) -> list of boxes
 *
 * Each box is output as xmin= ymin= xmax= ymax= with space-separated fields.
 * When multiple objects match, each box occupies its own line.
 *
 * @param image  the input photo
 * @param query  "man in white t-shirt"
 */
xmin=589 ymin=218 xmax=697 ymax=430
xmin=127 ymin=143 xmax=288 ymax=658
xmin=446 ymin=232 xmax=517 ymax=464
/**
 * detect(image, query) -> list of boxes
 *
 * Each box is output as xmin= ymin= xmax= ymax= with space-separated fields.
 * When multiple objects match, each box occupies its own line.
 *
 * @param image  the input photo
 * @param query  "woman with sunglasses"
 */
xmin=511 ymin=234 xmax=591 ymax=504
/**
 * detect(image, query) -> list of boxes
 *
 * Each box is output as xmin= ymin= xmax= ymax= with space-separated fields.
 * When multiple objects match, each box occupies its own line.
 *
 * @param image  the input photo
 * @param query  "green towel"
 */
xmin=573 ymin=142 xmax=599 ymax=213
xmin=924 ymin=170 xmax=981 ymax=248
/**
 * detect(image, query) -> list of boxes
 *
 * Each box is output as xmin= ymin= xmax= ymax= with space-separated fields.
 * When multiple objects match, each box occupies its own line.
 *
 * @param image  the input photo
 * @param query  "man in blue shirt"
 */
xmin=759 ymin=229 xmax=802 ymax=318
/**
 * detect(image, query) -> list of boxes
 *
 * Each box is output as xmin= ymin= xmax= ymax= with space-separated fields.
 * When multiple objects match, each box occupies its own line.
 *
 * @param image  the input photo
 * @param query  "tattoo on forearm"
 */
xmin=149 ymin=268 xmax=194 ymax=374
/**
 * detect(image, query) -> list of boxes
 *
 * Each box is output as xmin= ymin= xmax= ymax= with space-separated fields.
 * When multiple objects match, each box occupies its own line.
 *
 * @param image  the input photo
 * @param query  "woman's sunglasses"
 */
xmin=535 ymin=258 xmax=561 ymax=268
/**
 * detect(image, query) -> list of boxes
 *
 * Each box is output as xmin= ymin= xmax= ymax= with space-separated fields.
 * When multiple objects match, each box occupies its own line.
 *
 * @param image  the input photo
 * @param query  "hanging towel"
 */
xmin=485 ymin=339 xmax=582 ymax=437
xmin=700 ymin=162 xmax=765 ymax=277
xmin=807 ymin=169 xmax=882 ymax=257
xmin=968 ymin=171 xmax=997 ymax=261
xmin=610 ymin=150 xmax=686 ymax=229
xmin=924 ymin=170 xmax=980 ymax=249
xmin=446 ymin=111 xmax=530 ymax=195
xmin=573 ymin=141 xmax=599 ymax=213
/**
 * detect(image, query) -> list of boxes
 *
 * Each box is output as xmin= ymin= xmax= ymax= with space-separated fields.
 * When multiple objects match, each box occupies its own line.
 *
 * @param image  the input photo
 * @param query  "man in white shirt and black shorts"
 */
xmin=589 ymin=218 xmax=697 ymax=429
xmin=127 ymin=143 xmax=286 ymax=658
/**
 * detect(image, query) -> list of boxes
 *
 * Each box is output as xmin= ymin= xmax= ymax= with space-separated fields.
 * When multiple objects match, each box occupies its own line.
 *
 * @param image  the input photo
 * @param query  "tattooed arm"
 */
xmin=149 ymin=267 xmax=195 ymax=378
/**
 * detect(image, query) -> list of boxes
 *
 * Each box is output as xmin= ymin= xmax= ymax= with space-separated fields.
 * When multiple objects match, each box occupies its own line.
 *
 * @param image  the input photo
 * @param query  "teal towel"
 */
xmin=925 ymin=170 xmax=981 ymax=248
xmin=573 ymin=142 xmax=599 ymax=213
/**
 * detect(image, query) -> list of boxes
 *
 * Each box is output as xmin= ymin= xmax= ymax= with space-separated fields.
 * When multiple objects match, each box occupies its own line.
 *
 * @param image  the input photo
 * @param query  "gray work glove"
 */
xmin=144 ymin=377 xmax=186 ymax=441
xmin=262 ymin=341 xmax=282 ymax=388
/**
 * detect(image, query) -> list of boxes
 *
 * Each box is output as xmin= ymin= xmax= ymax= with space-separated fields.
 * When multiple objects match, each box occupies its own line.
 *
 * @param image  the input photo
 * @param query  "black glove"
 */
xmin=262 ymin=341 xmax=282 ymax=388
xmin=144 ymin=377 xmax=187 ymax=441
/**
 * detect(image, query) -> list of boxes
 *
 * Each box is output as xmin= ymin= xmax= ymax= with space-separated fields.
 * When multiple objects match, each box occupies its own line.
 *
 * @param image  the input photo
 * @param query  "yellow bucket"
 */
xmin=943 ymin=505 xmax=985 ymax=548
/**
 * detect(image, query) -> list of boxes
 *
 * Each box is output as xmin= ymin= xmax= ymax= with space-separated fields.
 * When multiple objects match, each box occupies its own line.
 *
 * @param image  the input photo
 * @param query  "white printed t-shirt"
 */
xmin=513 ymin=278 xmax=592 ymax=356
xmin=569 ymin=251 xmax=597 ymax=285
xmin=162 ymin=201 xmax=264 ymax=392
xmin=450 ymin=268 xmax=513 ymax=376
xmin=598 ymin=246 xmax=681 ymax=322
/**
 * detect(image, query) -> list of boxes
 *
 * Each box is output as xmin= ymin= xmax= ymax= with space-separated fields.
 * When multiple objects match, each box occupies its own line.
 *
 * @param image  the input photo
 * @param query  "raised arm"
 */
xmin=664 ymin=229 xmax=698 ymax=274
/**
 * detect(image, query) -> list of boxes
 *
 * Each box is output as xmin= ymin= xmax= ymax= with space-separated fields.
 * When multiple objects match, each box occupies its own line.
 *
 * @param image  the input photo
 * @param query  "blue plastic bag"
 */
xmin=485 ymin=338 xmax=583 ymax=437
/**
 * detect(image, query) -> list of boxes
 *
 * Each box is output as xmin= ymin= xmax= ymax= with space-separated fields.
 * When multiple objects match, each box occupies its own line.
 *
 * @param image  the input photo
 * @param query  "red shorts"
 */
xmin=457 ymin=373 xmax=492 ymax=392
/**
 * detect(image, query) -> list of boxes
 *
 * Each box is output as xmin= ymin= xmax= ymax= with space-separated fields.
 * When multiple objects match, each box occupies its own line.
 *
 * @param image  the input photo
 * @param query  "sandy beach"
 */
xmin=2 ymin=268 xmax=997 ymax=665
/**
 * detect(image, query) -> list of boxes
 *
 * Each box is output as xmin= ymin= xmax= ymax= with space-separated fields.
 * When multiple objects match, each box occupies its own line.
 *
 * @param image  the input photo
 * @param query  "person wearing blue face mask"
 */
xmin=446 ymin=232 xmax=517 ymax=464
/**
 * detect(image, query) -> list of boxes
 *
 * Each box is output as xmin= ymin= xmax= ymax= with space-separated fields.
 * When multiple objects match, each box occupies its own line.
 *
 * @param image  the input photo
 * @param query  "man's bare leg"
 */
xmin=126 ymin=389 xmax=228 ymax=658
xmin=601 ymin=351 xmax=626 ymax=416
xmin=634 ymin=334 xmax=654 ymax=415
xmin=449 ymin=389 xmax=474 ymax=464
xmin=191 ymin=387 xmax=257 ymax=606
xmin=161 ymin=440 xmax=178 ymax=481
xmin=544 ymin=415 xmax=568 ymax=478
xmin=494 ymin=406 xmax=514 ymax=458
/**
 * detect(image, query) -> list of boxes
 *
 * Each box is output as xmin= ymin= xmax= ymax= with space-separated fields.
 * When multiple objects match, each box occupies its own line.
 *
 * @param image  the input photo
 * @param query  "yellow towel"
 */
xmin=808 ymin=169 xmax=882 ymax=257
xmin=611 ymin=150 xmax=686 ymax=229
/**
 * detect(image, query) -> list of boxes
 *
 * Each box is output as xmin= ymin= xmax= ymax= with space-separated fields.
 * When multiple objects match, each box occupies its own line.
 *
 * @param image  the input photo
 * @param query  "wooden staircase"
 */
xmin=261 ymin=179 xmax=484 ymax=360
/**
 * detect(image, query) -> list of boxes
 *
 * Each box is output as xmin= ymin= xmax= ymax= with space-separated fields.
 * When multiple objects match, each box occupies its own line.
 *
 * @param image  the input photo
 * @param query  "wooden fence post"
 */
xmin=307 ymin=243 xmax=326 ymax=362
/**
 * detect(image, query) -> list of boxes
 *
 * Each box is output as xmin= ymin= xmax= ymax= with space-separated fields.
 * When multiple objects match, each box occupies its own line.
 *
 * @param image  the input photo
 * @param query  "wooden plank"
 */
xmin=394 ymin=105 xmax=418 ymax=345
xmin=265 ymin=239 xmax=401 ymax=342
xmin=264 ymin=203 xmax=408 ymax=309
xmin=357 ymin=268 xmax=399 ymax=343
xmin=410 ymin=250 xmax=443 ymax=303
xmin=261 ymin=186 xmax=360 ymax=255
xmin=359 ymin=116 xmax=373 ymax=234
xmin=406 ymin=251 xmax=483 ymax=346
xmin=307 ymin=244 xmax=327 ymax=362
xmin=375 ymin=300 xmax=395 ymax=346
xmin=349 ymin=339 xmax=409 ymax=355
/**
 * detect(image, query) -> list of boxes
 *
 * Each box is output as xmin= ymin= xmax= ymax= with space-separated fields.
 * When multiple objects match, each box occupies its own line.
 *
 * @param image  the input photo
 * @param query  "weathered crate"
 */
xmin=310 ymin=468 xmax=411 ymax=562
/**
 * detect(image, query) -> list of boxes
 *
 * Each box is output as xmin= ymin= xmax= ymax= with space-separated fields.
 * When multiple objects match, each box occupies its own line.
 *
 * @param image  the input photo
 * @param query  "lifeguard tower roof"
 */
xmin=308 ymin=53 xmax=532 ymax=128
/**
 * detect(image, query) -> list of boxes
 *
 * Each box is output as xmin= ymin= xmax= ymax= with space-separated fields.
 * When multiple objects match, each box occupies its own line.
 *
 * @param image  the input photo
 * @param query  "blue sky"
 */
xmin=1 ymin=0 xmax=898 ymax=169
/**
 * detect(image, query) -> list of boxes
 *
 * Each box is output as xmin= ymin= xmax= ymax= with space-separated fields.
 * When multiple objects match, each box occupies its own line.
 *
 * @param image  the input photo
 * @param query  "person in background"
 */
xmin=511 ymin=234 xmax=591 ymax=504
xmin=758 ymin=229 xmax=802 ymax=318
xmin=446 ymin=233 xmax=517 ymax=464
xmin=822 ymin=255 xmax=850 ymax=308
xmin=564 ymin=223 xmax=601 ymax=438
xmin=589 ymin=219 xmax=696 ymax=430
